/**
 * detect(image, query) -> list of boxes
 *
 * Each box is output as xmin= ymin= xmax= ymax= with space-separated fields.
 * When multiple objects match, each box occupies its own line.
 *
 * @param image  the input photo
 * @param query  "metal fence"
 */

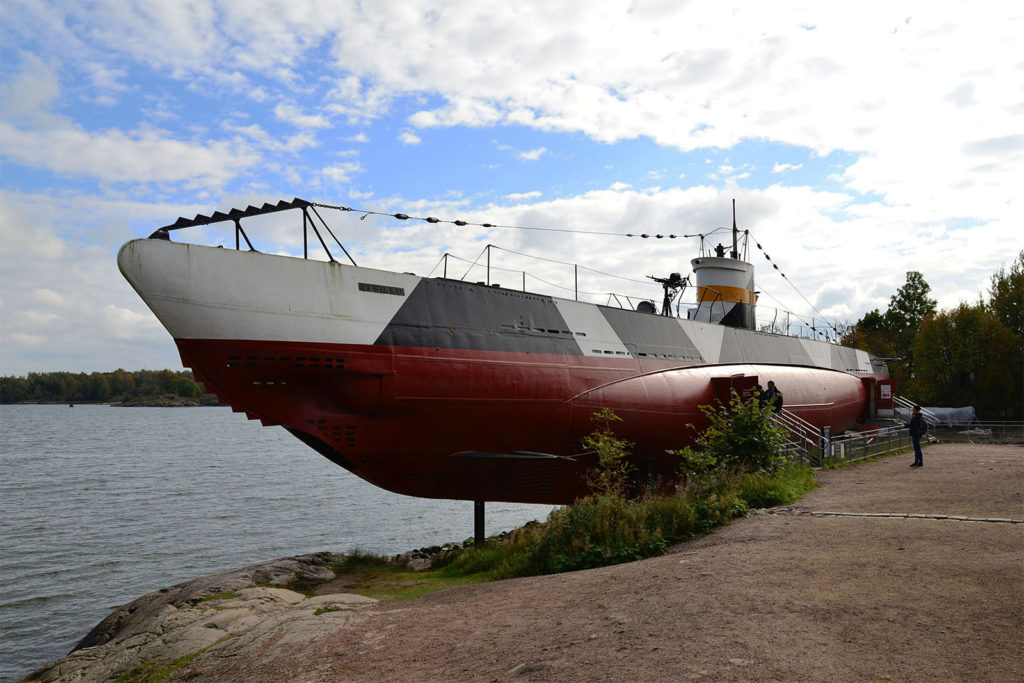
xmin=780 ymin=425 xmax=913 ymax=467
xmin=924 ymin=421 xmax=1024 ymax=444
xmin=822 ymin=428 xmax=914 ymax=466
xmin=780 ymin=421 xmax=1024 ymax=468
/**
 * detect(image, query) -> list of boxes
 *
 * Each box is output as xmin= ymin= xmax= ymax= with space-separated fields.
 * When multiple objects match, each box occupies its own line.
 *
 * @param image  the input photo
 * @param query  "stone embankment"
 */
xmin=28 ymin=553 xmax=376 ymax=682
xmin=30 ymin=444 xmax=1024 ymax=682
xmin=29 ymin=542 xmax=475 ymax=682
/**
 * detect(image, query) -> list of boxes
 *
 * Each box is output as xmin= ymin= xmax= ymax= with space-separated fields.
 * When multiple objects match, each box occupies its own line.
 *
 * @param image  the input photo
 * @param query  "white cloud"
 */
xmin=0 ymin=54 xmax=259 ymax=187
xmin=273 ymin=103 xmax=331 ymax=129
xmin=224 ymin=121 xmax=319 ymax=153
xmin=32 ymin=288 xmax=66 ymax=307
xmin=83 ymin=61 xmax=129 ymax=94
xmin=104 ymin=304 xmax=164 ymax=341
xmin=320 ymin=161 xmax=365 ymax=183
xmin=773 ymin=163 xmax=803 ymax=173
xmin=517 ymin=147 xmax=547 ymax=161
xmin=0 ymin=53 xmax=62 ymax=123
xmin=398 ymin=129 xmax=421 ymax=145
xmin=409 ymin=97 xmax=503 ymax=128
xmin=0 ymin=121 xmax=259 ymax=185
xmin=0 ymin=191 xmax=183 ymax=374
xmin=324 ymin=76 xmax=393 ymax=124
xmin=505 ymin=191 xmax=542 ymax=201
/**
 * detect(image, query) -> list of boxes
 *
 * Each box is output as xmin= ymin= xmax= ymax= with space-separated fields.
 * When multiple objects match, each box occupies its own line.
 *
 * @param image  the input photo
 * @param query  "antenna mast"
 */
xmin=730 ymin=198 xmax=738 ymax=259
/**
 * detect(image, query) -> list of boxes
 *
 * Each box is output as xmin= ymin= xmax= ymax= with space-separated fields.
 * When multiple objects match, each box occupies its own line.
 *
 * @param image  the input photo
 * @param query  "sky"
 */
xmin=1 ymin=1 xmax=1021 ymax=376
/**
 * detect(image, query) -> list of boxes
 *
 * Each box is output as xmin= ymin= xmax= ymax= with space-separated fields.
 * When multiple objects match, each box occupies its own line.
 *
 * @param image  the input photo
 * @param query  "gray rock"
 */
xmin=27 ymin=552 xmax=365 ymax=683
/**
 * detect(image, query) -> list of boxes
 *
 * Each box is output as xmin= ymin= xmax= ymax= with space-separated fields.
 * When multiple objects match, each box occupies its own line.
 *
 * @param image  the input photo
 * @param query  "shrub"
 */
xmin=675 ymin=389 xmax=790 ymax=482
xmin=580 ymin=408 xmax=635 ymax=498
xmin=440 ymin=406 xmax=815 ymax=581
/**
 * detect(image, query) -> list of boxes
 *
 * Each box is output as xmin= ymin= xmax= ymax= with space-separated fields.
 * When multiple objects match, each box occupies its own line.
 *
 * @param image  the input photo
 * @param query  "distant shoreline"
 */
xmin=7 ymin=397 xmax=221 ymax=407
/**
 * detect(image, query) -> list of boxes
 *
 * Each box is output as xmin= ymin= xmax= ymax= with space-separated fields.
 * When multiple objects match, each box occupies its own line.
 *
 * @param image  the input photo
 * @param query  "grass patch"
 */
xmin=435 ymin=464 xmax=819 ymax=580
xmin=114 ymin=638 xmax=231 ymax=683
xmin=739 ymin=465 xmax=818 ymax=507
xmin=307 ymin=550 xmax=484 ymax=602
xmin=186 ymin=590 xmax=237 ymax=606
xmin=314 ymin=605 xmax=342 ymax=616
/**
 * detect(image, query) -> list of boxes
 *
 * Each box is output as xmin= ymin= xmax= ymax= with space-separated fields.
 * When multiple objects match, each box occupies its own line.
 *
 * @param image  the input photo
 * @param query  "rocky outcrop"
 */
xmin=27 ymin=539 xmax=491 ymax=682
xmin=27 ymin=552 xmax=377 ymax=682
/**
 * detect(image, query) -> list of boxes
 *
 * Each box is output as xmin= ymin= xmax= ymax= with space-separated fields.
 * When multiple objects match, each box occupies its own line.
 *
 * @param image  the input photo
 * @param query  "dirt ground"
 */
xmin=185 ymin=444 xmax=1023 ymax=682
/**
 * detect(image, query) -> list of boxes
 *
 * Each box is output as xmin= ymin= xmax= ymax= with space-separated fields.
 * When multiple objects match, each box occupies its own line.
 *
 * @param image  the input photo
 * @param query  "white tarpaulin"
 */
xmin=925 ymin=406 xmax=977 ymax=426
xmin=896 ymin=405 xmax=977 ymax=426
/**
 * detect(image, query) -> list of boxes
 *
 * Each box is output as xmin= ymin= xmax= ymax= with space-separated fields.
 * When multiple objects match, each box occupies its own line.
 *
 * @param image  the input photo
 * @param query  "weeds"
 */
xmin=580 ymin=408 xmax=635 ymax=498
xmin=330 ymin=405 xmax=817 ymax=593
xmin=438 ymin=402 xmax=815 ymax=579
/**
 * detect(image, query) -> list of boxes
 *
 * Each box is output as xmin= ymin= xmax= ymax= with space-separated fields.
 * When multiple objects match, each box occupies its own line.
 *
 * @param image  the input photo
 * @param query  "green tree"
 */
xmin=168 ymin=374 xmax=201 ymax=398
xmin=985 ymin=252 xmax=1023 ymax=419
xmin=913 ymin=303 xmax=1018 ymax=418
xmin=580 ymin=408 xmax=635 ymax=499
xmin=841 ymin=308 xmax=898 ymax=361
xmin=0 ymin=369 xmax=207 ymax=403
xmin=86 ymin=373 xmax=112 ymax=402
xmin=0 ymin=376 xmax=32 ymax=403
xmin=886 ymin=271 xmax=937 ymax=392
xmin=885 ymin=271 xmax=937 ymax=333
xmin=988 ymin=251 xmax=1023 ymax=345
xmin=109 ymin=369 xmax=135 ymax=397
xmin=842 ymin=272 xmax=937 ymax=397
xmin=676 ymin=390 xmax=789 ymax=479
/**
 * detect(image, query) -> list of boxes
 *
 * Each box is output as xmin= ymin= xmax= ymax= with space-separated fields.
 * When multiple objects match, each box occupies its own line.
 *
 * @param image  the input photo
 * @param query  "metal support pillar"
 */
xmin=474 ymin=500 xmax=485 ymax=546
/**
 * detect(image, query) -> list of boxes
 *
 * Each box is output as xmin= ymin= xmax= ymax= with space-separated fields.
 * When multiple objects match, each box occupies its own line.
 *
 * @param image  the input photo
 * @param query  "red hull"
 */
xmin=177 ymin=338 xmax=872 ymax=504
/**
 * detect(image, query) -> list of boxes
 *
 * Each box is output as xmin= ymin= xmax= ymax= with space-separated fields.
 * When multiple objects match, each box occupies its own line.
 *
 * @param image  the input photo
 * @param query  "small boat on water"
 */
xmin=118 ymin=198 xmax=894 ymax=504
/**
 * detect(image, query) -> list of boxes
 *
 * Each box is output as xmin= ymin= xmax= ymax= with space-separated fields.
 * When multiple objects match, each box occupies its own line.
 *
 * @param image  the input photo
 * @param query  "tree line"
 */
xmin=0 ymin=369 xmax=211 ymax=404
xmin=840 ymin=251 xmax=1022 ymax=420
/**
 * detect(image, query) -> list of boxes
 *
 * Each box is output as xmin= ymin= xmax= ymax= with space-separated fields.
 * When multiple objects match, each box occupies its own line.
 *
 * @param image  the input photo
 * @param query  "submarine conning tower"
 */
xmin=687 ymin=201 xmax=758 ymax=330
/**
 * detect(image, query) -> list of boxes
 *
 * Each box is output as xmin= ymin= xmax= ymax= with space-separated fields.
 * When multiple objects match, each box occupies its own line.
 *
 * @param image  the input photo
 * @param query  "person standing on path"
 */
xmin=909 ymin=405 xmax=924 ymax=467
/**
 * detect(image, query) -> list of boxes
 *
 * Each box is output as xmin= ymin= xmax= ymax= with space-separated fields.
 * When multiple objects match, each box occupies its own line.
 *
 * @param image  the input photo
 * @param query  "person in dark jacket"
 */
xmin=909 ymin=405 xmax=924 ymax=467
xmin=763 ymin=380 xmax=783 ymax=413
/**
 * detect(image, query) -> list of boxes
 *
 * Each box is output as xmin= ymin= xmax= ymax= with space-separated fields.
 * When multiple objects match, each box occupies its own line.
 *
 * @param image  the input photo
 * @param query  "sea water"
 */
xmin=0 ymin=404 xmax=556 ymax=681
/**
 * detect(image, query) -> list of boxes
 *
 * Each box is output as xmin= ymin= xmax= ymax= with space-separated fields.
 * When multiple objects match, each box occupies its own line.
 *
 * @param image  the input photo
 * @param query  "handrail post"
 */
xmin=486 ymin=245 xmax=491 ymax=286
xmin=575 ymin=264 xmax=578 ymax=301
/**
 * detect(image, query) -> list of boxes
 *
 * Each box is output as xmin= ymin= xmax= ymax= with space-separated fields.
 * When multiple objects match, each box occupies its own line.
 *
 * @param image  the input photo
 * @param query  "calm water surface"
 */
xmin=0 ymin=405 xmax=556 ymax=681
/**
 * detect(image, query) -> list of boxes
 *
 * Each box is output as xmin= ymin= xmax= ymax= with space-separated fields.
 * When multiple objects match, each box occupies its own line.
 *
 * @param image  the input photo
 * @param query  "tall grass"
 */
xmin=439 ymin=464 xmax=817 ymax=580
xmin=436 ymin=400 xmax=815 ymax=580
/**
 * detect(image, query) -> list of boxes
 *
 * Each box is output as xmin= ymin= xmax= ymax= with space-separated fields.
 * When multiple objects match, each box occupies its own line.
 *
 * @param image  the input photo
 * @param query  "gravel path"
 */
xmin=182 ymin=443 xmax=1023 ymax=682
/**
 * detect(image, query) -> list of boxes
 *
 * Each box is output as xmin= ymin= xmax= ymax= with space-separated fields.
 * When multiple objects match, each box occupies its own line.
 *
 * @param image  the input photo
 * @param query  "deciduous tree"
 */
xmin=913 ymin=303 xmax=1018 ymax=418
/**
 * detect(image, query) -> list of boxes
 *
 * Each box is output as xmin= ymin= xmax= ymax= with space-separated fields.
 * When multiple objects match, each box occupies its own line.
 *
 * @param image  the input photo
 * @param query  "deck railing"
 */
xmin=892 ymin=395 xmax=941 ymax=427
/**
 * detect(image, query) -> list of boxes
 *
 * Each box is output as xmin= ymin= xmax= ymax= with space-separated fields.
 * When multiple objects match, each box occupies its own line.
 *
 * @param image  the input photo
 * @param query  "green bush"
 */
xmin=440 ymin=405 xmax=815 ymax=580
xmin=676 ymin=390 xmax=790 ymax=477
xmin=580 ymin=408 xmax=635 ymax=498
